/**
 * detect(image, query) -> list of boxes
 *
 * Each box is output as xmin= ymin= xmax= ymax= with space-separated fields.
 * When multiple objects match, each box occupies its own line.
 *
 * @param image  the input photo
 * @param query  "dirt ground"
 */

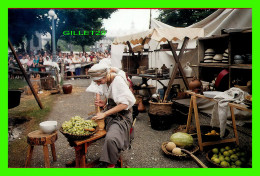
xmin=8 ymin=79 xmax=252 ymax=168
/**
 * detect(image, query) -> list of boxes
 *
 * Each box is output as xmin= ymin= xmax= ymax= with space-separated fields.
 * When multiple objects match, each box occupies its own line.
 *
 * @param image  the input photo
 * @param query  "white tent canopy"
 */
xmin=189 ymin=9 xmax=252 ymax=36
xmin=113 ymin=21 xmax=204 ymax=45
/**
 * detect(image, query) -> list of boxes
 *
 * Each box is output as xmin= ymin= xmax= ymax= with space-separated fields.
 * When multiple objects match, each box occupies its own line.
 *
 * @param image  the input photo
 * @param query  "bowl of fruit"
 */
xmin=200 ymin=125 xmax=229 ymax=142
xmin=60 ymin=116 xmax=98 ymax=140
xmin=206 ymin=145 xmax=250 ymax=168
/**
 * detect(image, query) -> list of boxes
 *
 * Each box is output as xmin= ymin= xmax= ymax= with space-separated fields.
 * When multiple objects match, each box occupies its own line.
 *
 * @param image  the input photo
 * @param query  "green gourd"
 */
xmin=170 ymin=132 xmax=194 ymax=148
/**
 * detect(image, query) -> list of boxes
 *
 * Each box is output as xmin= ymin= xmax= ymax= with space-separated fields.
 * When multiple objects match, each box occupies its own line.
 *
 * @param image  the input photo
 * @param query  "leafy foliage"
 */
xmin=156 ymin=9 xmax=217 ymax=27
xmin=8 ymin=9 xmax=117 ymax=52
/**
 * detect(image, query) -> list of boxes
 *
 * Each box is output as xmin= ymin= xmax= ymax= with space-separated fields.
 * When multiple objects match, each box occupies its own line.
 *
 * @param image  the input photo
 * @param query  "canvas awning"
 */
xmin=112 ymin=26 xmax=204 ymax=45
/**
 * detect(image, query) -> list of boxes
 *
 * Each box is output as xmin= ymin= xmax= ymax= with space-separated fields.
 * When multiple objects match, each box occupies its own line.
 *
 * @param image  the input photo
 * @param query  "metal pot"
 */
xmin=8 ymin=90 xmax=23 ymax=109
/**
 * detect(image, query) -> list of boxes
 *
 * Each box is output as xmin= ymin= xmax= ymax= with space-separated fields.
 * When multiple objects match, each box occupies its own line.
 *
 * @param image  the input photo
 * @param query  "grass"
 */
xmin=8 ymin=78 xmax=27 ymax=90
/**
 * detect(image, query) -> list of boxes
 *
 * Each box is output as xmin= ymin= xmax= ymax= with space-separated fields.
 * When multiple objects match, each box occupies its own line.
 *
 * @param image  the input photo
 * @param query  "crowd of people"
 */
xmin=8 ymin=47 xmax=111 ymax=79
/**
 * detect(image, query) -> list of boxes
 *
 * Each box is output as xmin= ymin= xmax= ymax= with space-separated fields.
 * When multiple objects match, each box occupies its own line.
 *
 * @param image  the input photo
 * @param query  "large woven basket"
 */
xmin=161 ymin=142 xmax=199 ymax=159
xmin=60 ymin=127 xmax=98 ymax=141
xmin=149 ymin=101 xmax=173 ymax=116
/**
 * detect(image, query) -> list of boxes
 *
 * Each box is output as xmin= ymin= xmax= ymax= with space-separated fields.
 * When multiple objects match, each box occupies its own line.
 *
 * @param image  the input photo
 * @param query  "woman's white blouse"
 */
xmin=106 ymin=76 xmax=135 ymax=110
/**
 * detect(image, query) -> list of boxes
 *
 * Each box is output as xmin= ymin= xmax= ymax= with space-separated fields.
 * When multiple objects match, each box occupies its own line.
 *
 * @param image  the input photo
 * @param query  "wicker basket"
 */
xmin=60 ymin=127 xmax=98 ymax=141
xmin=149 ymin=101 xmax=173 ymax=116
xmin=161 ymin=142 xmax=199 ymax=159
xmin=206 ymin=150 xmax=226 ymax=168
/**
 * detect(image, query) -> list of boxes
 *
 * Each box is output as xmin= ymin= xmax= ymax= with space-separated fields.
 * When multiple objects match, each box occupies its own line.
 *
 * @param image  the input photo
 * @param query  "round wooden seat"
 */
xmin=27 ymin=130 xmax=58 ymax=145
xmin=25 ymin=130 xmax=58 ymax=168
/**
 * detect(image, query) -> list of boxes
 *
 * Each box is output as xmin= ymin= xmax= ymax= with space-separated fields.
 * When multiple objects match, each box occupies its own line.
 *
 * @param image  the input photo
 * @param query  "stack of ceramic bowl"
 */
xmin=213 ymin=54 xmax=223 ymax=63
xmin=222 ymin=49 xmax=229 ymax=63
xmin=234 ymin=55 xmax=245 ymax=64
xmin=203 ymin=49 xmax=215 ymax=63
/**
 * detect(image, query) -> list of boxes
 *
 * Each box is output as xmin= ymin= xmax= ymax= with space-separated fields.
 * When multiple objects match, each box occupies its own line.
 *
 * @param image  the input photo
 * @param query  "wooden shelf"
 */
xmin=230 ymin=64 xmax=252 ymax=69
xmin=154 ymin=48 xmax=194 ymax=52
xmin=123 ymin=51 xmax=153 ymax=53
xmin=199 ymin=63 xmax=230 ymax=68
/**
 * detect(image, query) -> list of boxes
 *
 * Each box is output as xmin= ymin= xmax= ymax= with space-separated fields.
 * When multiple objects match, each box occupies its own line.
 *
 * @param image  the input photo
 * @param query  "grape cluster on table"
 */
xmin=61 ymin=116 xmax=98 ymax=136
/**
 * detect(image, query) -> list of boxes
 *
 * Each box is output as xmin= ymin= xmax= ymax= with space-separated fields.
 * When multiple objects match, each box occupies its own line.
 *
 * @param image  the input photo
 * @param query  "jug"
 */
xmin=183 ymin=62 xmax=193 ymax=77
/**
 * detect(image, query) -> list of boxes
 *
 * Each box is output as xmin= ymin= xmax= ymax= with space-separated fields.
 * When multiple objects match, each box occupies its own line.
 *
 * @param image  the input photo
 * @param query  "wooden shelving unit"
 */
xmin=197 ymin=30 xmax=252 ymax=91
xmin=154 ymin=48 xmax=194 ymax=52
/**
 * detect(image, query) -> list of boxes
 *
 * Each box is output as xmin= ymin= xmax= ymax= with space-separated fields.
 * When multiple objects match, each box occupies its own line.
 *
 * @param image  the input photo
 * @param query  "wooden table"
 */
xmin=185 ymin=91 xmax=251 ymax=151
xmin=72 ymin=129 xmax=106 ymax=168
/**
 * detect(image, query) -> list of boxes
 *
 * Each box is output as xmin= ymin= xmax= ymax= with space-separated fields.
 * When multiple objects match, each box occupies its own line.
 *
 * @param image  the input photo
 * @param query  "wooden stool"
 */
xmin=25 ymin=130 xmax=58 ymax=168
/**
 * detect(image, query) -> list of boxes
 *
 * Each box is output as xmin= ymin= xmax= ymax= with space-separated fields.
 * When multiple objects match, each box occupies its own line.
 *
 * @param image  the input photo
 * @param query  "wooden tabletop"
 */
xmin=185 ymin=90 xmax=216 ymax=101
xmin=74 ymin=129 xmax=106 ymax=146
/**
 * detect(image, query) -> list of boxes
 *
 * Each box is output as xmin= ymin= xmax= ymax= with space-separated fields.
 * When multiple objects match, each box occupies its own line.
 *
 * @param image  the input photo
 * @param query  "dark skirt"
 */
xmin=99 ymin=99 xmax=133 ymax=164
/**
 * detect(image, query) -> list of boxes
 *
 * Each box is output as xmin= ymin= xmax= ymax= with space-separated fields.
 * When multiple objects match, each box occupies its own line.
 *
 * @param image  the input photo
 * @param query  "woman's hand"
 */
xmin=91 ymin=112 xmax=106 ymax=120
xmin=95 ymin=100 xmax=106 ymax=107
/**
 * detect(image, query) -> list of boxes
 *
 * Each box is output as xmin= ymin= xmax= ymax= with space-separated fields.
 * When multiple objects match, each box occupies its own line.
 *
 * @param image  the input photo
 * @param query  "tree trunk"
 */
xmin=81 ymin=45 xmax=85 ymax=53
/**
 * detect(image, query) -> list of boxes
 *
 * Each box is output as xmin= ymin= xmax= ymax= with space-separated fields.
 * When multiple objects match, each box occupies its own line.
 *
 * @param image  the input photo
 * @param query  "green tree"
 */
xmin=156 ymin=9 xmax=217 ymax=27
xmin=8 ymin=9 xmax=117 ymax=52
xmin=8 ymin=9 xmax=48 ymax=52
xmin=56 ymin=9 xmax=116 ymax=52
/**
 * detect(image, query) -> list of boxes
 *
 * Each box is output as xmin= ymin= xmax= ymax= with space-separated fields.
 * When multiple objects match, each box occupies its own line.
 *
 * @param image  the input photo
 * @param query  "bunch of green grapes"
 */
xmin=62 ymin=116 xmax=98 ymax=135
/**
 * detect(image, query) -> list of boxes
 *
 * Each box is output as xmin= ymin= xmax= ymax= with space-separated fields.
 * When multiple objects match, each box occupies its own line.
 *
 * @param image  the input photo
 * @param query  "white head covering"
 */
xmin=99 ymin=58 xmax=112 ymax=67
xmin=88 ymin=63 xmax=109 ymax=80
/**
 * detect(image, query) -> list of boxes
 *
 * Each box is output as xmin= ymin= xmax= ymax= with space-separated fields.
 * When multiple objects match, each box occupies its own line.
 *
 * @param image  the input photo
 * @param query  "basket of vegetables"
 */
xmin=60 ymin=116 xmax=98 ymax=140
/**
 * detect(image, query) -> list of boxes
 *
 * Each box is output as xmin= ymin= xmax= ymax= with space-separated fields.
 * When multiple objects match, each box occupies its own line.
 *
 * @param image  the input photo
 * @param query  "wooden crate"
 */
xmin=40 ymin=77 xmax=55 ymax=90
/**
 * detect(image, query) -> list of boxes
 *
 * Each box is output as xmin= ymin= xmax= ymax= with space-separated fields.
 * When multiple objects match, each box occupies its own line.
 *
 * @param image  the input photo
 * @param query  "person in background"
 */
xmin=99 ymin=43 xmax=105 ymax=53
xmin=27 ymin=56 xmax=34 ymax=72
xmin=67 ymin=55 xmax=75 ymax=78
xmin=79 ymin=53 xmax=85 ymax=62
xmin=72 ymin=54 xmax=81 ymax=76
xmin=38 ymin=56 xmax=45 ymax=72
xmin=56 ymin=52 xmax=62 ymax=63
xmin=43 ymin=56 xmax=51 ymax=71
xmin=20 ymin=55 xmax=28 ymax=70
xmin=32 ymin=55 xmax=39 ymax=72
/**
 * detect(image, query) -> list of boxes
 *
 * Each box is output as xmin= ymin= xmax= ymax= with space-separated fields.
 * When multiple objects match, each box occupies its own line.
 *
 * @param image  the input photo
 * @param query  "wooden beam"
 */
xmin=168 ymin=38 xmax=190 ymax=89
xmin=163 ymin=38 xmax=190 ymax=102
xmin=8 ymin=39 xmax=43 ymax=109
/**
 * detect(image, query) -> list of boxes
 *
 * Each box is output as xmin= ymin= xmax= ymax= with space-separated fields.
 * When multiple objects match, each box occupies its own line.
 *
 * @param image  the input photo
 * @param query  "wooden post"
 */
xmin=186 ymin=96 xmax=194 ymax=133
xmin=61 ymin=60 xmax=64 ymax=84
xmin=8 ymin=39 xmax=43 ymax=109
xmin=168 ymin=38 xmax=190 ymax=89
xmin=163 ymin=37 xmax=190 ymax=102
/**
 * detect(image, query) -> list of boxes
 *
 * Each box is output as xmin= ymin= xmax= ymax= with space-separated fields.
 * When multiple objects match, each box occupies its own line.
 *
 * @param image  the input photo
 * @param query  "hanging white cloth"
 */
xmin=210 ymin=87 xmax=246 ymax=137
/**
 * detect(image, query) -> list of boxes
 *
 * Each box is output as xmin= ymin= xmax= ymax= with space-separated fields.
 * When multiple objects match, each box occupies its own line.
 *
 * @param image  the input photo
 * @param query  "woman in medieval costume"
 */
xmin=88 ymin=63 xmax=136 ymax=168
